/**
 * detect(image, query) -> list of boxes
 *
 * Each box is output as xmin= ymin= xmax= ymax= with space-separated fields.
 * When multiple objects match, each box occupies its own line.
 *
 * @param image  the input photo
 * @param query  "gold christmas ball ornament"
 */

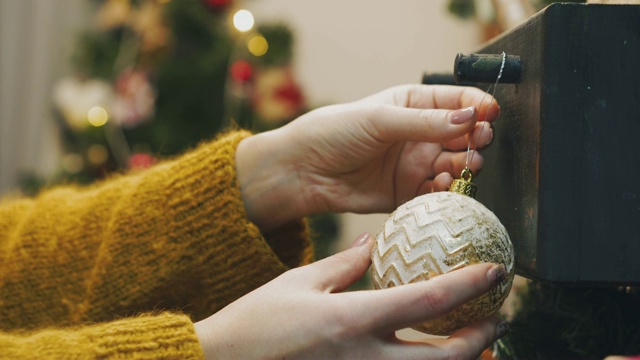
xmin=370 ymin=190 xmax=514 ymax=336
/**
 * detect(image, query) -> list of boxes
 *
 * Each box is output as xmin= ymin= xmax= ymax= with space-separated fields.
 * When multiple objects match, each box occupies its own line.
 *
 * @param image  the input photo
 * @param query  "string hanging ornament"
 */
xmin=450 ymin=52 xmax=506 ymax=199
xmin=370 ymin=53 xmax=515 ymax=335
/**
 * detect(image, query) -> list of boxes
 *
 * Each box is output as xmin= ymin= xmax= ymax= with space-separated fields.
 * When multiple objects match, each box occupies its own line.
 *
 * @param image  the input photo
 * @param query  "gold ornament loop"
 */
xmin=461 ymin=167 xmax=473 ymax=182
xmin=449 ymin=167 xmax=477 ymax=198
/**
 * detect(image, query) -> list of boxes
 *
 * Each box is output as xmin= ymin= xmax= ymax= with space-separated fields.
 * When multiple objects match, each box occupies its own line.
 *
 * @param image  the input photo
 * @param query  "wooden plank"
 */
xmin=470 ymin=3 xmax=640 ymax=284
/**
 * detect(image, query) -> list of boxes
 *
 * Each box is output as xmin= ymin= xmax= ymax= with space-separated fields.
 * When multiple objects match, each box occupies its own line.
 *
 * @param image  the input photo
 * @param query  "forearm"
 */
xmin=0 ymin=131 xmax=314 ymax=329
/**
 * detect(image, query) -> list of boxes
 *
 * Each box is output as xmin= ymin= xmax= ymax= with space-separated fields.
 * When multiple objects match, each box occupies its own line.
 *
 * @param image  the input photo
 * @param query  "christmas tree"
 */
xmin=16 ymin=0 xmax=338 ymax=258
xmin=44 ymin=0 xmax=306 ymax=187
xmin=26 ymin=0 xmax=339 ymax=260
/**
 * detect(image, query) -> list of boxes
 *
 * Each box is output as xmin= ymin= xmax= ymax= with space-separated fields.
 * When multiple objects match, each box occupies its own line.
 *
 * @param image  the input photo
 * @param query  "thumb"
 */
xmin=306 ymin=232 xmax=374 ymax=293
xmin=367 ymin=104 xmax=478 ymax=144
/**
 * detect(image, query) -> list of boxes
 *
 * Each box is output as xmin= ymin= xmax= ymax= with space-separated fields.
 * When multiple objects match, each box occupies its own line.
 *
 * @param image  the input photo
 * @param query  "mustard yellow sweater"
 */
xmin=0 ymin=131 xmax=314 ymax=359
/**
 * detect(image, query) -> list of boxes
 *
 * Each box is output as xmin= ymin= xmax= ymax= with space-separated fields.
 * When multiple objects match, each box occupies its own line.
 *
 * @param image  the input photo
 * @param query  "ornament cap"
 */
xmin=449 ymin=167 xmax=477 ymax=198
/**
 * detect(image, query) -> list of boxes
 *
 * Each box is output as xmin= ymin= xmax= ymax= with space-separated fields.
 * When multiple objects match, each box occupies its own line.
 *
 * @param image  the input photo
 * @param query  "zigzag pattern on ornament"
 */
xmin=371 ymin=195 xmax=487 ymax=288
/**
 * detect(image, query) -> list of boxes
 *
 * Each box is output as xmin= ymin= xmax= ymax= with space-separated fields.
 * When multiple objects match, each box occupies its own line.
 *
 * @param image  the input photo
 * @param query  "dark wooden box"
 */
xmin=470 ymin=3 xmax=640 ymax=285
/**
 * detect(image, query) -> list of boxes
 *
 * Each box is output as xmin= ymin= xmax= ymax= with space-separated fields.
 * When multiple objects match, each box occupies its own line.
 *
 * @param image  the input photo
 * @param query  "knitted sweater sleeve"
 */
xmin=0 ymin=130 xmax=314 ymax=359
xmin=0 ymin=312 xmax=204 ymax=359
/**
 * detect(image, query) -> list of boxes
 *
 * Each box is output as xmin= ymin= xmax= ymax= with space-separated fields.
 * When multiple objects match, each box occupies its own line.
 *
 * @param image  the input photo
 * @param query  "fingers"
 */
xmin=364 ymin=103 xmax=479 ymax=145
xmin=443 ymin=121 xmax=493 ymax=151
xmin=361 ymin=85 xmax=500 ymax=123
xmin=416 ymin=172 xmax=453 ymax=195
xmin=432 ymin=150 xmax=485 ymax=179
xmin=391 ymin=315 xmax=507 ymax=360
xmin=353 ymin=84 xmax=501 ymax=149
xmin=418 ymin=85 xmax=501 ymax=122
xmin=349 ymin=262 xmax=506 ymax=333
xmin=449 ymin=86 xmax=500 ymax=123
xmin=300 ymin=232 xmax=374 ymax=293
xmin=442 ymin=315 xmax=508 ymax=360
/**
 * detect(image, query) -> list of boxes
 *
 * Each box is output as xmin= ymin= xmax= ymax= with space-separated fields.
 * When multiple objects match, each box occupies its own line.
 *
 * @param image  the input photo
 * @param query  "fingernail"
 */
xmin=496 ymin=321 xmax=510 ymax=338
xmin=350 ymin=232 xmax=371 ymax=248
xmin=486 ymin=125 xmax=494 ymax=145
xmin=487 ymin=264 xmax=507 ymax=284
xmin=450 ymin=106 xmax=476 ymax=124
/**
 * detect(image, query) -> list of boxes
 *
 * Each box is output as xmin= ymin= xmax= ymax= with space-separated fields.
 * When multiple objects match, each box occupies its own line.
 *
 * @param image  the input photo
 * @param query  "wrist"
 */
xmin=235 ymin=130 xmax=308 ymax=231
xmin=194 ymin=320 xmax=213 ymax=360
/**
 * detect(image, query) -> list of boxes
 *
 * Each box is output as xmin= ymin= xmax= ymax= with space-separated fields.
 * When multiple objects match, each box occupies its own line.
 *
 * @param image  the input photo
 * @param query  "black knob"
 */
xmin=454 ymin=53 xmax=522 ymax=84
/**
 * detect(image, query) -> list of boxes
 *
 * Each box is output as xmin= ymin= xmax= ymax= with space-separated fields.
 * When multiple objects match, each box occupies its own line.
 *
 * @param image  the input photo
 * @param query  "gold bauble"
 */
xmin=370 ymin=191 xmax=514 ymax=335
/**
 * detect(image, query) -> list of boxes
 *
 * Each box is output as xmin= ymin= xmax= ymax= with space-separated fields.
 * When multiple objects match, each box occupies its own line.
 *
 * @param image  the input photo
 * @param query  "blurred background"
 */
xmin=0 ymin=0 xmax=490 ymax=255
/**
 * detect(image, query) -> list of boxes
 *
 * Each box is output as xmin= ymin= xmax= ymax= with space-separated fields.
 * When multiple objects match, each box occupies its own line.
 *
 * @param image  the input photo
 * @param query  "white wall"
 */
xmin=0 ymin=0 xmax=93 ymax=195
xmin=248 ymin=0 xmax=483 ymax=251
xmin=248 ymin=0 xmax=481 ymax=104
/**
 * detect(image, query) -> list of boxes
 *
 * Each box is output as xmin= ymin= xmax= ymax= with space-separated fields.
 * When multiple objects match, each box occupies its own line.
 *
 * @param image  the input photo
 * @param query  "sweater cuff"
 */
xmin=168 ymin=129 xmax=314 ymax=270
xmin=263 ymin=219 xmax=314 ymax=269
xmin=1 ymin=313 xmax=204 ymax=359
xmin=90 ymin=313 xmax=203 ymax=359
xmin=161 ymin=130 xmax=314 ymax=317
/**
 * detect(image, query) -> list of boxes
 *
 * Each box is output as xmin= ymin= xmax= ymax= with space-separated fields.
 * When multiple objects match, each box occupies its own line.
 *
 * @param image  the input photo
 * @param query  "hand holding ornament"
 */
xmin=236 ymin=84 xmax=500 ymax=231
xmin=194 ymin=233 xmax=509 ymax=360
xmin=224 ymin=84 xmax=507 ymax=359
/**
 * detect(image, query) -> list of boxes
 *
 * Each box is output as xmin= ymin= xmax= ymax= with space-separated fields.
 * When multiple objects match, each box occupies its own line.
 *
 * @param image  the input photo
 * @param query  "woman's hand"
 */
xmin=194 ymin=233 xmax=509 ymax=360
xmin=236 ymin=84 xmax=500 ymax=230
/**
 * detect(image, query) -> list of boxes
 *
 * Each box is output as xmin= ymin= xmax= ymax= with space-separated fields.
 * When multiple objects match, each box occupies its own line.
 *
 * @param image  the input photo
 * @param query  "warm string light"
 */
xmin=248 ymin=35 xmax=268 ymax=56
xmin=87 ymin=106 xmax=109 ymax=127
xmin=87 ymin=144 xmax=109 ymax=165
xmin=231 ymin=9 xmax=270 ymax=56
xmin=233 ymin=9 xmax=254 ymax=32
xmin=229 ymin=8 xmax=270 ymax=58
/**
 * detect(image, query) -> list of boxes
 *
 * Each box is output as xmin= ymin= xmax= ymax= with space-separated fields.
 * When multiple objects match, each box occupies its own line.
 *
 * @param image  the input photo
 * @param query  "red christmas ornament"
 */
xmin=275 ymin=80 xmax=304 ymax=107
xmin=252 ymin=66 xmax=306 ymax=124
xmin=128 ymin=153 xmax=156 ymax=170
xmin=202 ymin=0 xmax=233 ymax=13
xmin=230 ymin=60 xmax=253 ymax=83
